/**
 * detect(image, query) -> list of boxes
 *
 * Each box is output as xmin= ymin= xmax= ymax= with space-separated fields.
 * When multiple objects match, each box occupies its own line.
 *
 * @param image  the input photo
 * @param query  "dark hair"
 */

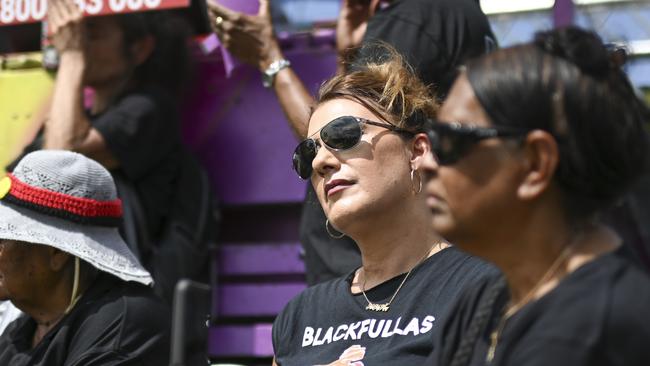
xmin=465 ymin=26 xmax=649 ymax=220
xmin=316 ymin=43 xmax=438 ymax=133
xmin=117 ymin=11 xmax=191 ymax=96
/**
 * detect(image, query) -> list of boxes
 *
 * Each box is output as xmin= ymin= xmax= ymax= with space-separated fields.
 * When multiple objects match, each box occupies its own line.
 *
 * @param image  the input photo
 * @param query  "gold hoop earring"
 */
xmin=410 ymin=169 xmax=422 ymax=194
xmin=325 ymin=219 xmax=345 ymax=239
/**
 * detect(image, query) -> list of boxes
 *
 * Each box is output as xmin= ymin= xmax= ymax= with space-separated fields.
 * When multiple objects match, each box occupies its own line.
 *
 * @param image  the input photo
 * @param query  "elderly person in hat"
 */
xmin=0 ymin=150 xmax=170 ymax=365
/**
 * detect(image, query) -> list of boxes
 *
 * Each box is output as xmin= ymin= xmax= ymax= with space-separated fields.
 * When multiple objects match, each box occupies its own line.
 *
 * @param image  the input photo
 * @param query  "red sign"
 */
xmin=0 ymin=0 xmax=190 ymax=26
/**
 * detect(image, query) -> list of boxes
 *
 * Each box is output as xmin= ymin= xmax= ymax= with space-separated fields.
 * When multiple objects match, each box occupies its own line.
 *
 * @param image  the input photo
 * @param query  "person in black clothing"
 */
xmin=207 ymin=0 xmax=495 ymax=284
xmin=0 ymin=150 xmax=169 ymax=365
xmin=421 ymin=26 xmax=650 ymax=366
xmin=8 ymin=0 xmax=212 ymax=302
xmin=272 ymin=44 xmax=496 ymax=365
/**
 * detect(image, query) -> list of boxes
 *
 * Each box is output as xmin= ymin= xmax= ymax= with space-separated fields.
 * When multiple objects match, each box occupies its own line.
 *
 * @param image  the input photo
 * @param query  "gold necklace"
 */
xmin=360 ymin=244 xmax=436 ymax=312
xmin=485 ymin=242 xmax=576 ymax=363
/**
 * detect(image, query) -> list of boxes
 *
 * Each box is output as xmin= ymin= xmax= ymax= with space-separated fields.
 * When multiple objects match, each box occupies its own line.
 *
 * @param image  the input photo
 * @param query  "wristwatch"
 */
xmin=262 ymin=59 xmax=291 ymax=88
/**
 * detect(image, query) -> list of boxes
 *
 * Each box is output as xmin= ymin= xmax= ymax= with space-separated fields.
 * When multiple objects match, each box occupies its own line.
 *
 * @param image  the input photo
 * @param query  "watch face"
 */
xmin=262 ymin=59 xmax=290 ymax=88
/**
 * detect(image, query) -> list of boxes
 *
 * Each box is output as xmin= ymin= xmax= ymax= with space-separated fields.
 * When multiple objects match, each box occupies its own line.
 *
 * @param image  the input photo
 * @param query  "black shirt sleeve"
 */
xmin=92 ymin=90 xmax=179 ymax=181
xmin=361 ymin=2 xmax=447 ymax=92
xmin=360 ymin=0 xmax=496 ymax=96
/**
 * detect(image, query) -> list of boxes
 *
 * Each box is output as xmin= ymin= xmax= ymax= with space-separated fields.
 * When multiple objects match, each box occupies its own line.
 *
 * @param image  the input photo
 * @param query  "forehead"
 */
xmin=308 ymin=98 xmax=382 ymax=136
xmin=0 ymin=239 xmax=32 ymax=259
xmin=439 ymin=74 xmax=492 ymax=128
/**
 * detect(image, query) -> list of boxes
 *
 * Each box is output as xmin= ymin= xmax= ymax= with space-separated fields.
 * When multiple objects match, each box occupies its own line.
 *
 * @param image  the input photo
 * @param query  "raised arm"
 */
xmin=208 ymin=0 xmax=313 ymax=139
xmin=44 ymin=0 xmax=118 ymax=168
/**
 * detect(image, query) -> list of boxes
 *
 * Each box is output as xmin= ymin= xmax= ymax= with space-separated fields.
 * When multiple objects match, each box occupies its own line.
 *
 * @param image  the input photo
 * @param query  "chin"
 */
xmin=326 ymin=202 xmax=371 ymax=235
xmin=429 ymin=209 xmax=456 ymax=233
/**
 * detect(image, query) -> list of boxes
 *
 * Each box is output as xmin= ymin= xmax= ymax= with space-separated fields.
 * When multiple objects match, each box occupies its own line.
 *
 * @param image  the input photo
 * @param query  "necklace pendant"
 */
xmin=366 ymin=303 xmax=390 ymax=312
xmin=486 ymin=330 xmax=499 ymax=363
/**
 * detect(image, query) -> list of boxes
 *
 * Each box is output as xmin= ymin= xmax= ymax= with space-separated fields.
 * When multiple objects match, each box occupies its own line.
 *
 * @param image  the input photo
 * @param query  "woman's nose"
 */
xmin=312 ymin=144 xmax=341 ymax=178
xmin=420 ymin=150 xmax=440 ymax=173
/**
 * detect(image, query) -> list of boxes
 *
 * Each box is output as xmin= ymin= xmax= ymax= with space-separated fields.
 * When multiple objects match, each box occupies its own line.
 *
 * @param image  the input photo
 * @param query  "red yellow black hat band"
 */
xmin=0 ymin=174 xmax=122 ymax=227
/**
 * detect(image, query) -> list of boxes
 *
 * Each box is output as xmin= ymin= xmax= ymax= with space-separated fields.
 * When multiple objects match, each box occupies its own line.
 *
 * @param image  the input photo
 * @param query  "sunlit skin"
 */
xmin=420 ymin=74 xmax=527 ymax=259
xmin=309 ymin=98 xmax=415 ymax=236
xmin=307 ymin=97 xmax=443 ymax=292
xmin=421 ymin=74 xmax=621 ymax=305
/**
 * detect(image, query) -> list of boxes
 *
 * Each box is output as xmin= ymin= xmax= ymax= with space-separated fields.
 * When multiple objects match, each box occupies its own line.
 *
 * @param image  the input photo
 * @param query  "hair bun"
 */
xmin=534 ymin=26 xmax=612 ymax=79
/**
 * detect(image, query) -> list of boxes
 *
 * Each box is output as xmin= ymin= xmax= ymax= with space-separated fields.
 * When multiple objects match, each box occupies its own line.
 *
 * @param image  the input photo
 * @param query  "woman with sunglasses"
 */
xmin=423 ymin=27 xmax=650 ymax=366
xmin=272 ymin=46 xmax=496 ymax=365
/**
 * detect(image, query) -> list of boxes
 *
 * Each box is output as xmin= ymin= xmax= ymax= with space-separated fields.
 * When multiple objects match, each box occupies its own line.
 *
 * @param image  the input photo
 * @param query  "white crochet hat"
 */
xmin=0 ymin=150 xmax=152 ymax=285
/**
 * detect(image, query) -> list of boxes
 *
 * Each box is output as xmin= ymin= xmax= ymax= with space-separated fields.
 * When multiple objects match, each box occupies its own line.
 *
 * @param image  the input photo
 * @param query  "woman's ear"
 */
xmin=131 ymin=35 xmax=156 ymax=66
xmin=48 ymin=248 xmax=72 ymax=272
xmin=409 ymin=133 xmax=431 ymax=170
xmin=517 ymin=130 xmax=559 ymax=200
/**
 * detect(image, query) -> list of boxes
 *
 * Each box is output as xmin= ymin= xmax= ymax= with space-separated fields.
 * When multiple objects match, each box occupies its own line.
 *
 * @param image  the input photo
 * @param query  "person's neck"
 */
xmin=350 ymin=202 xmax=445 ymax=291
xmin=493 ymin=211 xmax=619 ymax=312
xmin=25 ymin=272 xmax=95 ymax=348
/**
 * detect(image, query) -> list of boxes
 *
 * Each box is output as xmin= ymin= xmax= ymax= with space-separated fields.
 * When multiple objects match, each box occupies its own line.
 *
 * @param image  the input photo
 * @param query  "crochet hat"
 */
xmin=0 ymin=150 xmax=152 ymax=285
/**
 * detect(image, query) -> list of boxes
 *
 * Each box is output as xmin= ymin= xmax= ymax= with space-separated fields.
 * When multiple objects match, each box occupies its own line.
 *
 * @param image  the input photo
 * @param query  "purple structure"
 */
xmin=179 ymin=1 xmax=339 ymax=360
xmin=553 ymin=0 xmax=575 ymax=27
xmin=183 ymin=37 xmax=336 ymax=205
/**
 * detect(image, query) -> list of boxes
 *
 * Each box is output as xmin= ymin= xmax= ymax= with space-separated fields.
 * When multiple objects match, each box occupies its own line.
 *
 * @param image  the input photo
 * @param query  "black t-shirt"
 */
xmin=0 ymin=273 xmax=170 ymax=366
xmin=299 ymin=0 xmax=496 ymax=286
xmin=361 ymin=0 xmax=496 ymax=97
xmin=7 ymin=86 xmax=181 ymax=239
xmin=272 ymin=246 xmax=497 ymax=365
xmin=428 ymin=247 xmax=650 ymax=366
xmin=92 ymin=87 xmax=181 ymax=238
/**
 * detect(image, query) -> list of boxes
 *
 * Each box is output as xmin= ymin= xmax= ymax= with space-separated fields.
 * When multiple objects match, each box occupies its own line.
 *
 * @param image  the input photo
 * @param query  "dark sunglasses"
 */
xmin=292 ymin=115 xmax=413 ymax=179
xmin=426 ymin=121 xmax=532 ymax=165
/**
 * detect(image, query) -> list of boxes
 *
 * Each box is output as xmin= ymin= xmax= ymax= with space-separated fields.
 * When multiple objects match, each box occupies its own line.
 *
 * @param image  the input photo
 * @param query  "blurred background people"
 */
xmin=423 ymin=26 xmax=650 ymax=366
xmin=7 ymin=0 xmax=215 ymax=303
xmin=208 ymin=0 xmax=496 ymax=285
xmin=0 ymin=150 xmax=169 ymax=365
xmin=272 ymin=46 xmax=495 ymax=365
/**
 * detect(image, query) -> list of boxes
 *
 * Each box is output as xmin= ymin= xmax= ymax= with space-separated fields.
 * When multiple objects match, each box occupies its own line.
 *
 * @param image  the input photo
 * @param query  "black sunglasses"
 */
xmin=426 ymin=121 xmax=532 ymax=165
xmin=292 ymin=115 xmax=413 ymax=179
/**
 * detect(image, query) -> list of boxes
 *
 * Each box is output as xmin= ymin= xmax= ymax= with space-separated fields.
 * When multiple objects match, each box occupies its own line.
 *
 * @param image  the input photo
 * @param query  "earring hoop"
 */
xmin=410 ymin=168 xmax=422 ymax=194
xmin=325 ymin=219 xmax=345 ymax=239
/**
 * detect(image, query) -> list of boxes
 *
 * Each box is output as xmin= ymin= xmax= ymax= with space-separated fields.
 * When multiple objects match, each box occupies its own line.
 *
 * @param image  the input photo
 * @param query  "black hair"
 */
xmin=116 ymin=11 xmax=191 ymax=96
xmin=465 ymin=26 xmax=649 ymax=221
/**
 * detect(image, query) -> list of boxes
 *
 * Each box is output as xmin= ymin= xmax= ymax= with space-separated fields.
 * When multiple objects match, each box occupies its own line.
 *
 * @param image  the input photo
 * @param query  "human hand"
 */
xmin=316 ymin=345 xmax=366 ymax=366
xmin=48 ymin=0 xmax=85 ymax=55
xmin=207 ymin=0 xmax=283 ymax=71
xmin=336 ymin=0 xmax=381 ymax=55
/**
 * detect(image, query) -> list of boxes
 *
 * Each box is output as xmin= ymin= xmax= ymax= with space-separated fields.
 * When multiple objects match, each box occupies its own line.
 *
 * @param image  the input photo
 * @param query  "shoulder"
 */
xmin=77 ymin=279 xmax=170 ymax=334
xmin=275 ymin=276 xmax=348 ymax=321
xmin=512 ymin=249 xmax=650 ymax=363
xmin=67 ymin=279 xmax=170 ymax=363
xmin=115 ymin=88 xmax=175 ymax=116
xmin=418 ymin=246 xmax=501 ymax=291
xmin=601 ymin=251 xmax=650 ymax=358
xmin=272 ymin=276 xmax=349 ymax=339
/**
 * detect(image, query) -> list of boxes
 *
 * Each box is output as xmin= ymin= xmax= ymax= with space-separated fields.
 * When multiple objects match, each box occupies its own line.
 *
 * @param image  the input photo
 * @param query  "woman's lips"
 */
xmin=325 ymin=179 xmax=354 ymax=197
xmin=426 ymin=194 xmax=444 ymax=210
